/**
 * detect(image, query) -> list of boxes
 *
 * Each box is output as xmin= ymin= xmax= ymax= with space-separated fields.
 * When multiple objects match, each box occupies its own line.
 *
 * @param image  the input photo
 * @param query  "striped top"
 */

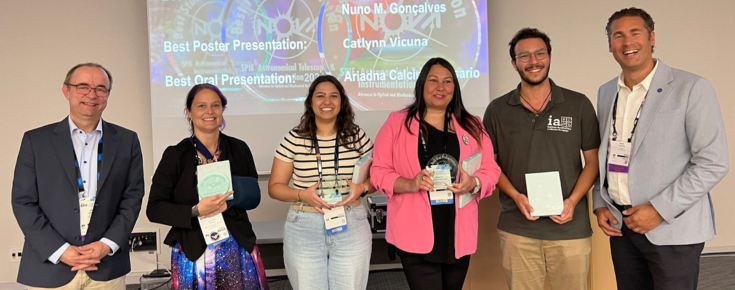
xmin=275 ymin=128 xmax=374 ymax=189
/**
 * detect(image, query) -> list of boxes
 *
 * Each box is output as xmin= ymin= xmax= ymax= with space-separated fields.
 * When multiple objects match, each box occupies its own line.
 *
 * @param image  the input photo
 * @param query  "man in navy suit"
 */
xmin=593 ymin=8 xmax=729 ymax=290
xmin=12 ymin=63 xmax=144 ymax=289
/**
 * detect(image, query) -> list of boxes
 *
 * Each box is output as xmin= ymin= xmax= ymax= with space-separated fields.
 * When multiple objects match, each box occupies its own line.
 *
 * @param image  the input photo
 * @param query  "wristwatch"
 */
xmin=191 ymin=205 xmax=200 ymax=217
xmin=471 ymin=176 xmax=481 ymax=194
xmin=359 ymin=184 xmax=370 ymax=197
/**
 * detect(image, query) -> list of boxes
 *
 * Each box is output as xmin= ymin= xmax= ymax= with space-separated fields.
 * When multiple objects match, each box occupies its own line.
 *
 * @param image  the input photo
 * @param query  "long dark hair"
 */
xmin=403 ymin=57 xmax=485 ymax=146
xmin=294 ymin=75 xmax=360 ymax=150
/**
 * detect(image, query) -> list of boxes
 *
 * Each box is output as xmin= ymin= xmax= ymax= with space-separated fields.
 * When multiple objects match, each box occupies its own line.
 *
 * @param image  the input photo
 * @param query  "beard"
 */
xmin=516 ymin=62 xmax=550 ymax=86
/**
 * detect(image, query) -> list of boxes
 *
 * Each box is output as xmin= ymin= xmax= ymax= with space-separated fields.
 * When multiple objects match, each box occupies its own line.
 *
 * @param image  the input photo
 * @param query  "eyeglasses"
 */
xmin=515 ymin=49 xmax=549 ymax=63
xmin=65 ymin=83 xmax=110 ymax=97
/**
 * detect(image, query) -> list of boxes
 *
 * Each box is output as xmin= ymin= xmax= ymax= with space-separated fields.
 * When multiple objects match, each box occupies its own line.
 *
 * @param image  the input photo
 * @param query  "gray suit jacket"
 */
xmin=592 ymin=60 xmax=729 ymax=245
xmin=11 ymin=117 xmax=144 ymax=287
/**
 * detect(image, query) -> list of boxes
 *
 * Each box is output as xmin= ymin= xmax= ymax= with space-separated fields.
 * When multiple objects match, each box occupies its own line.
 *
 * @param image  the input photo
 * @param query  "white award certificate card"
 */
xmin=351 ymin=153 xmax=372 ymax=184
xmin=197 ymin=160 xmax=233 ymax=200
xmin=199 ymin=213 xmax=230 ymax=245
xmin=459 ymin=152 xmax=482 ymax=208
xmin=525 ymin=171 xmax=563 ymax=217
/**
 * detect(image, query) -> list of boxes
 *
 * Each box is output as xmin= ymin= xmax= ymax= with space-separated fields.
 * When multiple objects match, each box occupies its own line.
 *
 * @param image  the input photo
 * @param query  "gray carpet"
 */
xmin=127 ymin=255 xmax=734 ymax=289
xmin=699 ymin=255 xmax=735 ymax=290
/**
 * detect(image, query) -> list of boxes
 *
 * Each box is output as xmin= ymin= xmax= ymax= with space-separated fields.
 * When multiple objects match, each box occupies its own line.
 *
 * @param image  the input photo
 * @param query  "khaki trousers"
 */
xmin=498 ymin=229 xmax=590 ymax=290
xmin=28 ymin=271 xmax=125 ymax=290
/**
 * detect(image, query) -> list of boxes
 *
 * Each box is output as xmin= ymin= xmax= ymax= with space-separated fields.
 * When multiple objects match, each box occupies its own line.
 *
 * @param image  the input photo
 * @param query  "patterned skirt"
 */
xmin=171 ymin=237 xmax=269 ymax=290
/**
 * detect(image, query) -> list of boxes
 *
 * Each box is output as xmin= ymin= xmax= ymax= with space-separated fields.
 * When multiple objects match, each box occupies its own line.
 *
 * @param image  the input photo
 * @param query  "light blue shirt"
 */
xmin=48 ymin=117 xmax=119 ymax=264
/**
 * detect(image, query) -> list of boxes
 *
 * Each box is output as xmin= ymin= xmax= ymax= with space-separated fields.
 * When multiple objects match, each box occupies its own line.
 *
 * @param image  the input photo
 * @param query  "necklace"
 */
xmin=520 ymin=90 xmax=551 ymax=116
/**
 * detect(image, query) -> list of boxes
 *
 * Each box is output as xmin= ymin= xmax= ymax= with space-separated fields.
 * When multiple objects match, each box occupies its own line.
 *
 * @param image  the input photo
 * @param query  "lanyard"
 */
xmin=419 ymin=113 xmax=450 ymax=165
xmin=611 ymin=91 xmax=647 ymax=142
xmin=72 ymin=137 xmax=103 ymax=197
xmin=314 ymin=135 xmax=340 ymax=181
xmin=192 ymin=136 xmax=220 ymax=164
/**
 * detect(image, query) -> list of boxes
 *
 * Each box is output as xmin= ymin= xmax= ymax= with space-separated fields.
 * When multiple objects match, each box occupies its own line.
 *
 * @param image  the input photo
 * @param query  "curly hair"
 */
xmin=509 ymin=28 xmax=552 ymax=62
xmin=294 ymin=75 xmax=360 ymax=150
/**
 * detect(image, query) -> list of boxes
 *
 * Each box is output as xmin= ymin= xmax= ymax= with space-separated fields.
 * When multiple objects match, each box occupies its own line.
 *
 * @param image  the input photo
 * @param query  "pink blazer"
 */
xmin=370 ymin=110 xmax=500 ymax=258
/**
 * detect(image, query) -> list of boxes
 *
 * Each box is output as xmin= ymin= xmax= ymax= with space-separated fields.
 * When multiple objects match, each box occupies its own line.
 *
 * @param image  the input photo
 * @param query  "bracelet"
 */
xmin=191 ymin=205 xmax=200 ymax=217
xmin=297 ymin=190 xmax=302 ymax=202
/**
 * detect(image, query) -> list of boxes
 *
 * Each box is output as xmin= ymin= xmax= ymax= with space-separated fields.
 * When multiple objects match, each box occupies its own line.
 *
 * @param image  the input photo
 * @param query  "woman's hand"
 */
xmin=447 ymin=167 xmax=476 ymax=195
xmin=299 ymin=180 xmax=332 ymax=214
xmin=411 ymin=169 xmax=434 ymax=192
xmin=335 ymin=179 xmax=365 ymax=207
xmin=197 ymin=191 xmax=233 ymax=217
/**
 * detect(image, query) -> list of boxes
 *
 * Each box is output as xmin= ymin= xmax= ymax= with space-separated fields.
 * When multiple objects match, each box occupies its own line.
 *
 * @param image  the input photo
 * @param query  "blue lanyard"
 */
xmin=72 ymin=137 xmax=103 ymax=196
xmin=192 ymin=135 xmax=220 ymax=164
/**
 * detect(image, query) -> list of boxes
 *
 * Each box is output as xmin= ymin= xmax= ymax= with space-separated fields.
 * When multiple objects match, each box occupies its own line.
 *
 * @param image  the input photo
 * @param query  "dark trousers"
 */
xmin=398 ymin=251 xmax=471 ymax=290
xmin=610 ymin=220 xmax=704 ymax=290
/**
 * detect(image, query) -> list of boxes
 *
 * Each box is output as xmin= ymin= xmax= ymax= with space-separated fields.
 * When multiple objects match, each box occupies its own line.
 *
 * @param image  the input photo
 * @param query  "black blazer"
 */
xmin=11 ymin=118 xmax=145 ymax=287
xmin=147 ymin=133 xmax=258 ymax=261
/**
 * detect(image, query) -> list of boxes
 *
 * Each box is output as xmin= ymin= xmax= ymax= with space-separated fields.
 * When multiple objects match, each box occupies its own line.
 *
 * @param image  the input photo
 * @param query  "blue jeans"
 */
xmin=283 ymin=203 xmax=372 ymax=290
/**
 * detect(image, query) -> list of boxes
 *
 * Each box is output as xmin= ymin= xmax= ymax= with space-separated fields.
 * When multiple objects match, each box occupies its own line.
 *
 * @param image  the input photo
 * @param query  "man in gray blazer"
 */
xmin=592 ymin=7 xmax=729 ymax=290
xmin=11 ymin=63 xmax=144 ymax=289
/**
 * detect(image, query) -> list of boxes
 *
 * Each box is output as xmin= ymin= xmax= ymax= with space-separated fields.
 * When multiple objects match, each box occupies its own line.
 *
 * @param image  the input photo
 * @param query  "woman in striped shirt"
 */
xmin=268 ymin=75 xmax=375 ymax=289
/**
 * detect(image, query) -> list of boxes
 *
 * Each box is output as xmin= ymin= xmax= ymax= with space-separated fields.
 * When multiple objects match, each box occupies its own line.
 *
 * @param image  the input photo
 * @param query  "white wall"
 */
xmin=1 ymin=0 xmax=733 ymax=287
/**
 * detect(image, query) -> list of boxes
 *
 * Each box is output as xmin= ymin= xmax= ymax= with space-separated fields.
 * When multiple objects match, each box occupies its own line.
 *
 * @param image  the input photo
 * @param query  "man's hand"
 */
xmin=70 ymin=241 xmax=111 ymax=271
xmin=595 ymin=207 xmax=622 ymax=237
xmin=550 ymin=198 xmax=576 ymax=225
xmin=512 ymin=194 xmax=538 ymax=221
xmin=623 ymin=204 xmax=663 ymax=235
xmin=59 ymin=246 xmax=99 ymax=271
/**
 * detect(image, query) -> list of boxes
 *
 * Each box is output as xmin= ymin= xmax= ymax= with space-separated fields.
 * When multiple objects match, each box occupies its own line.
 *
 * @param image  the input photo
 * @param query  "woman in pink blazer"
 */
xmin=371 ymin=57 xmax=500 ymax=290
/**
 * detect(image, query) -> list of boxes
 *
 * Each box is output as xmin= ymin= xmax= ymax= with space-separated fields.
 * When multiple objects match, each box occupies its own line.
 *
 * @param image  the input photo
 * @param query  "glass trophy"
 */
xmin=317 ymin=175 xmax=350 ymax=204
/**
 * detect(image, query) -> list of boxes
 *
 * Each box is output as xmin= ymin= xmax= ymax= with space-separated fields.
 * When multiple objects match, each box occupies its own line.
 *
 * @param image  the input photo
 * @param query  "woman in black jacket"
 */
xmin=147 ymin=84 xmax=268 ymax=289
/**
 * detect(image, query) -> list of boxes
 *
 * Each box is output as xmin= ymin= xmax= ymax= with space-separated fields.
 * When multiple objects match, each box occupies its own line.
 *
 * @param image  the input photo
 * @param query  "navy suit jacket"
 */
xmin=11 ymin=117 xmax=144 ymax=287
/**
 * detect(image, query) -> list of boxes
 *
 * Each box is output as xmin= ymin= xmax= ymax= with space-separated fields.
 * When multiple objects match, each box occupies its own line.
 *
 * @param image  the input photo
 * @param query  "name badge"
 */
xmin=323 ymin=206 xmax=347 ymax=236
xmin=427 ymin=164 xmax=454 ymax=205
xmin=196 ymin=181 xmax=230 ymax=245
xmin=79 ymin=196 xmax=95 ymax=240
xmin=608 ymin=141 xmax=631 ymax=173
xmin=198 ymin=214 xmax=230 ymax=245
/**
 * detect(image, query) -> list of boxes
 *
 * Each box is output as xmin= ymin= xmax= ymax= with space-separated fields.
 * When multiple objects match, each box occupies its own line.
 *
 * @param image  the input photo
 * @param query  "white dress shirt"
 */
xmin=607 ymin=60 xmax=660 ymax=205
xmin=48 ymin=117 xmax=119 ymax=264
